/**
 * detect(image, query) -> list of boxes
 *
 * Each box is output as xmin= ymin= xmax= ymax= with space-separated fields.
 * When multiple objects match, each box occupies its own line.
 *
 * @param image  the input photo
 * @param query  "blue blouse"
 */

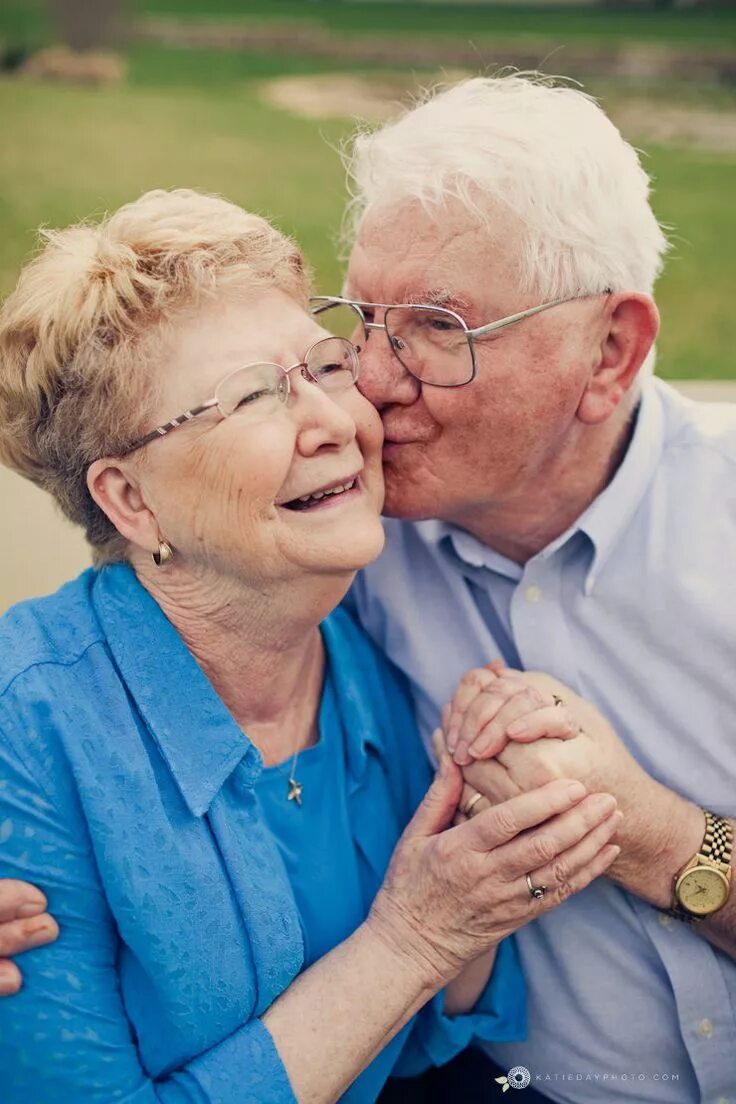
xmin=0 ymin=564 xmax=525 ymax=1103
xmin=256 ymin=675 xmax=366 ymax=974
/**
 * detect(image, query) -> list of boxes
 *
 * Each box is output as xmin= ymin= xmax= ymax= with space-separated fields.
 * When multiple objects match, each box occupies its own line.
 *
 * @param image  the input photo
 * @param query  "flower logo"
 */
xmin=495 ymin=1065 xmax=532 ymax=1092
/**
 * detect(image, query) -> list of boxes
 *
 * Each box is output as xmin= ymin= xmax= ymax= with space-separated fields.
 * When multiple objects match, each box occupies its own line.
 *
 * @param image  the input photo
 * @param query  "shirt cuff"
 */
xmin=402 ymin=938 xmax=527 ymax=1074
xmin=173 ymin=1017 xmax=297 ymax=1104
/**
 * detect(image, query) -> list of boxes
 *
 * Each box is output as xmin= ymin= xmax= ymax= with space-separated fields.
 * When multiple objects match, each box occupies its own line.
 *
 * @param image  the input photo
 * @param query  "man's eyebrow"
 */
xmin=338 ymin=287 xmax=474 ymax=316
xmin=410 ymin=288 xmax=473 ymax=314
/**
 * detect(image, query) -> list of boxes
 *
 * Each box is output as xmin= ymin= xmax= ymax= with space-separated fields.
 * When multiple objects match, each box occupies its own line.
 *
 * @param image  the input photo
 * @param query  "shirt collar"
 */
xmin=91 ymin=563 xmax=256 ymax=817
xmin=414 ymin=378 xmax=665 ymax=595
xmin=91 ymin=566 xmax=388 ymax=817
xmin=414 ymin=520 xmax=523 ymax=581
xmin=320 ymin=607 xmax=387 ymax=788
xmin=570 ymin=378 xmax=665 ymax=593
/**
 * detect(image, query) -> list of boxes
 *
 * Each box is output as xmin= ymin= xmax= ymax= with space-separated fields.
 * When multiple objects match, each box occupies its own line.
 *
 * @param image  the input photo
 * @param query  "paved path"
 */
xmin=673 ymin=381 xmax=736 ymax=403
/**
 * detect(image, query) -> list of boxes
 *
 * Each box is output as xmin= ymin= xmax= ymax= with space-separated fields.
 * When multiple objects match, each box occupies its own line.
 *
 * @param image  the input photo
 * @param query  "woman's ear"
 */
xmin=87 ymin=459 xmax=160 ymax=556
xmin=578 ymin=293 xmax=660 ymax=426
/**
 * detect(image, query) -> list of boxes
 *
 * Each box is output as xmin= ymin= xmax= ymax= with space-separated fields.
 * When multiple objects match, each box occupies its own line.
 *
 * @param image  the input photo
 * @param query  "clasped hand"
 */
xmin=438 ymin=664 xmax=652 ymax=869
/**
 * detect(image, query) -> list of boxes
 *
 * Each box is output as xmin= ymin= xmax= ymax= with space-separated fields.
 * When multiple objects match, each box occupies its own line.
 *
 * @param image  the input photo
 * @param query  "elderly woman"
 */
xmin=0 ymin=189 xmax=621 ymax=1103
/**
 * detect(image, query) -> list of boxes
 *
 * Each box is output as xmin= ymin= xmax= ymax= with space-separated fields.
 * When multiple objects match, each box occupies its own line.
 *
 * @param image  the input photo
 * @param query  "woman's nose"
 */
xmin=292 ymin=375 xmax=357 ymax=454
xmin=356 ymin=333 xmax=421 ymax=410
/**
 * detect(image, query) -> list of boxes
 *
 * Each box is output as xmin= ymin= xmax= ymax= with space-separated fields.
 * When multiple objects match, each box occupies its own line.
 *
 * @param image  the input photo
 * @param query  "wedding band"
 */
xmin=552 ymin=694 xmax=564 ymax=707
xmin=462 ymin=792 xmax=484 ymax=817
xmin=526 ymin=873 xmax=547 ymax=901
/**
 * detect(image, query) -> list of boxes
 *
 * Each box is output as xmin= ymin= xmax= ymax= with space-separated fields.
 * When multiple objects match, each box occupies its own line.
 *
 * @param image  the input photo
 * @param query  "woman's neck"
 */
xmin=133 ymin=560 xmax=351 ymax=764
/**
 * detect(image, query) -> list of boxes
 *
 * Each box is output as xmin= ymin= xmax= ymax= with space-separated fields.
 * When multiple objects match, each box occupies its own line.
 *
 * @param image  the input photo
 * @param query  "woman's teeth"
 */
xmin=298 ymin=479 xmax=355 ymax=504
xmin=284 ymin=478 xmax=357 ymax=511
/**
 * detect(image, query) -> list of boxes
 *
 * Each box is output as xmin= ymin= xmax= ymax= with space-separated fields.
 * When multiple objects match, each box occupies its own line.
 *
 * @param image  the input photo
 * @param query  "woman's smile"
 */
xmin=278 ymin=472 xmax=362 ymax=513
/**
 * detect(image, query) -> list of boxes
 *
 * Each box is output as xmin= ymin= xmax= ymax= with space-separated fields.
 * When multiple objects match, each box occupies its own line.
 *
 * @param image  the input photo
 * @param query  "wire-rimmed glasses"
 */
xmin=119 ymin=335 xmax=360 ymax=456
xmin=310 ymin=293 xmax=607 ymax=388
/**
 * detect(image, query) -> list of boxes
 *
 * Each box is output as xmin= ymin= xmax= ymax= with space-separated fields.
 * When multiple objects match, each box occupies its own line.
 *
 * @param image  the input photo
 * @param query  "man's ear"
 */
xmin=578 ymin=293 xmax=659 ymax=426
xmin=87 ymin=458 xmax=161 ymax=556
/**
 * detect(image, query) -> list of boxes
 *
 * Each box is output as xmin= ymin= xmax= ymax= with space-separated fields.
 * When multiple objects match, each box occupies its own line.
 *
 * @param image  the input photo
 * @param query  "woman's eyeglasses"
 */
xmin=119 ymin=336 xmax=360 ymax=456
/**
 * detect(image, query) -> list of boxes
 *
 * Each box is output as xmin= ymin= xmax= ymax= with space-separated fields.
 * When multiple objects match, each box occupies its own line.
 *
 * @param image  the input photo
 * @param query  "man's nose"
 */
xmin=357 ymin=333 xmax=421 ymax=410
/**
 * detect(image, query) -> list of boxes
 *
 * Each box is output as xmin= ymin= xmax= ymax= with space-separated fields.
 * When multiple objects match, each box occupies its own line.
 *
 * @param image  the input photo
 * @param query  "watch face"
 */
xmin=677 ymin=867 xmax=730 ymax=915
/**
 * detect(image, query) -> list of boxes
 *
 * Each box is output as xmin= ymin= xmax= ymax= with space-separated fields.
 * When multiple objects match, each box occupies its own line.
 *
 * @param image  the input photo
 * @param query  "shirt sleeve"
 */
xmin=392 ymin=938 xmax=527 ymax=1077
xmin=372 ymin=652 xmax=527 ymax=1076
xmin=0 ymin=724 xmax=296 ymax=1104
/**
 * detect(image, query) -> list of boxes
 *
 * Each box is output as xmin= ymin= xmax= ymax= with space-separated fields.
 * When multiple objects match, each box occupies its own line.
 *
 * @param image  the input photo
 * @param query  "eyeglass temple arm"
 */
xmin=467 ymin=298 xmax=569 ymax=339
xmin=467 ymin=290 xmax=613 ymax=340
xmin=310 ymin=296 xmax=347 ymax=313
xmin=126 ymin=398 xmax=219 ymax=453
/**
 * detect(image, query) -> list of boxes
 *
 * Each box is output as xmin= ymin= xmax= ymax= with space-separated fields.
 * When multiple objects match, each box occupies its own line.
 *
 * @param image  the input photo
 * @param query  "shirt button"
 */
xmin=658 ymin=913 xmax=673 ymax=929
xmin=525 ymin=584 xmax=542 ymax=604
xmin=697 ymin=1018 xmax=714 ymax=1037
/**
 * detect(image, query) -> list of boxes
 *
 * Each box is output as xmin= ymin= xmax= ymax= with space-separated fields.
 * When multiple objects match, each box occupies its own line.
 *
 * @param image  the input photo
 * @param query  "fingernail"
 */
xmin=507 ymin=720 xmax=529 ymax=737
xmin=454 ymin=740 xmax=469 ymax=764
xmin=605 ymin=844 xmax=621 ymax=861
xmin=0 ymin=963 xmax=19 ymax=993
xmin=566 ymin=781 xmax=586 ymax=801
xmin=592 ymin=793 xmax=617 ymax=814
xmin=16 ymin=901 xmax=46 ymax=919
xmin=438 ymin=753 xmax=450 ymax=779
xmin=24 ymin=917 xmax=53 ymax=937
xmin=447 ymin=728 xmax=458 ymax=753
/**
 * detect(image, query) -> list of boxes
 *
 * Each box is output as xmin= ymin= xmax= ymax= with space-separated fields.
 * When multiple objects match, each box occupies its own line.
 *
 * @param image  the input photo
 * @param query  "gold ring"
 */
xmin=462 ymin=792 xmax=484 ymax=817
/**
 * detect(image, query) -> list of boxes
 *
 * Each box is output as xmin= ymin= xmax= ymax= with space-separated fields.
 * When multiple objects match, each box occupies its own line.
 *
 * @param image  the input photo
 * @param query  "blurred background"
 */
xmin=1 ymin=0 xmax=735 ymax=612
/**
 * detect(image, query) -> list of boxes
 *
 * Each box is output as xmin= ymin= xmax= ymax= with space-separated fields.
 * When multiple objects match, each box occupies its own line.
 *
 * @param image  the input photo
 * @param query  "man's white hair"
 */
xmin=344 ymin=74 xmax=669 ymax=300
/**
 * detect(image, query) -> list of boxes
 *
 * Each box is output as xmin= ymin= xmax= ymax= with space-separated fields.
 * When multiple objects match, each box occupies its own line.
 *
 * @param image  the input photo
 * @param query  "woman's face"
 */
xmin=132 ymin=288 xmax=385 ymax=587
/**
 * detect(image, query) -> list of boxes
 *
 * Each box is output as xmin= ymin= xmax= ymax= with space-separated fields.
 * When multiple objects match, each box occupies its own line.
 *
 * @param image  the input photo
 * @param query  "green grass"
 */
xmin=1 ymin=2 xmax=734 ymax=379
xmin=0 ymin=74 xmax=350 ymax=296
xmin=139 ymin=1 xmax=736 ymax=49
xmin=3 ymin=0 xmax=736 ymax=50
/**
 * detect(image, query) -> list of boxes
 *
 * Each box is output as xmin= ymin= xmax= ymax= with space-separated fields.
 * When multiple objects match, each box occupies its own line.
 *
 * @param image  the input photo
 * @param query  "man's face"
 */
xmin=346 ymin=199 xmax=608 ymax=530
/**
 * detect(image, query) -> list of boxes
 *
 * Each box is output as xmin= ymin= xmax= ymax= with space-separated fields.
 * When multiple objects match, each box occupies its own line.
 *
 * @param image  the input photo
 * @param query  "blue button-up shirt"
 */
xmin=349 ymin=378 xmax=736 ymax=1103
xmin=0 ymin=564 xmax=525 ymax=1104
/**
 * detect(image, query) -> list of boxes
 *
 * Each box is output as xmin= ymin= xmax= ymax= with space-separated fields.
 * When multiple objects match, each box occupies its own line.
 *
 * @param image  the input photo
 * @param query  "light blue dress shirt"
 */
xmin=0 ymin=563 xmax=525 ymax=1103
xmin=349 ymin=378 xmax=736 ymax=1103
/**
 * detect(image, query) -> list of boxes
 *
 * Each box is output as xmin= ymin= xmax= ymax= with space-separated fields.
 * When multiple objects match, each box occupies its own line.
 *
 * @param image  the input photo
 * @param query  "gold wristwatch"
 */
xmin=670 ymin=810 xmax=733 ymax=923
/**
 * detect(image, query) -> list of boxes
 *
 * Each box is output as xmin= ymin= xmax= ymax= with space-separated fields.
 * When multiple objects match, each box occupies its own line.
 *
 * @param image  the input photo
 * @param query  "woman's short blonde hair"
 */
xmin=0 ymin=188 xmax=310 ymax=564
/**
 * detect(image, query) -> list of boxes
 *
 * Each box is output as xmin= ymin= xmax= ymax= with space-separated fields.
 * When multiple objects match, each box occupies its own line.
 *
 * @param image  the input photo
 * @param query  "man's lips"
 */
xmin=382 ymin=436 xmax=428 ymax=451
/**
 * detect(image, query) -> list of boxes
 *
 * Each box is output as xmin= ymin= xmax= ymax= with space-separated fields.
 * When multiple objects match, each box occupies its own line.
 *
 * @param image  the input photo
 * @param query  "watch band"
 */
xmin=701 ymin=810 xmax=733 ymax=868
xmin=669 ymin=810 xmax=733 ymax=924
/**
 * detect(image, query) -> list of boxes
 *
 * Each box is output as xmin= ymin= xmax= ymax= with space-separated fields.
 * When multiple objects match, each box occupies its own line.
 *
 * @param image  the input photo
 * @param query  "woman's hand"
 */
xmin=367 ymin=756 xmax=622 ymax=989
xmin=0 ymin=880 xmax=59 ymax=996
xmin=443 ymin=664 xmax=592 ymax=765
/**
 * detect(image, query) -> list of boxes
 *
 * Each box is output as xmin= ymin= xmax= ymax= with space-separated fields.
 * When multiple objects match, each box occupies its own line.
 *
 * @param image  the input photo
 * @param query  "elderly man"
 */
xmin=1 ymin=74 xmax=734 ymax=1102
xmin=315 ymin=76 xmax=735 ymax=1102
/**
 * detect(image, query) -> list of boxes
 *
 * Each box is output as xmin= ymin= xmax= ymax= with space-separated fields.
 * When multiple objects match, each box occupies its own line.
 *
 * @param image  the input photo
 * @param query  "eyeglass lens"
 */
xmin=313 ymin=302 xmax=472 ymax=386
xmin=384 ymin=307 xmax=472 ymax=386
xmin=313 ymin=303 xmax=367 ymax=351
xmin=214 ymin=337 xmax=358 ymax=421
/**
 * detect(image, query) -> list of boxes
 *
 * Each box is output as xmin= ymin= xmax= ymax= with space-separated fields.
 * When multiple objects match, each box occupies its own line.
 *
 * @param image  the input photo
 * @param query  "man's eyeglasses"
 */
xmin=119 ymin=336 xmax=359 ymax=456
xmin=310 ymin=293 xmax=609 ymax=388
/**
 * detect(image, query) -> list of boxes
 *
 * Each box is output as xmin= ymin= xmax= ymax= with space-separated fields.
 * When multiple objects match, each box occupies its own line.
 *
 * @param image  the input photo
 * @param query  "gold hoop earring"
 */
xmin=152 ymin=540 xmax=173 ymax=567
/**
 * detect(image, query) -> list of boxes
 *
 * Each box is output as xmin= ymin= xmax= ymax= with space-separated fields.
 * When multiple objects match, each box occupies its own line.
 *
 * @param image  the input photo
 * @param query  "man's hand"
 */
xmin=443 ymin=664 xmax=582 ymax=764
xmin=444 ymin=667 xmax=704 ymax=910
xmin=0 ymin=880 xmax=59 ymax=996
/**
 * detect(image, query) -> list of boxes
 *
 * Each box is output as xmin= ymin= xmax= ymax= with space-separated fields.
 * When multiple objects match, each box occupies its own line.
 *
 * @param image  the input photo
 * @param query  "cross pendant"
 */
xmin=287 ymin=777 xmax=303 ymax=806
